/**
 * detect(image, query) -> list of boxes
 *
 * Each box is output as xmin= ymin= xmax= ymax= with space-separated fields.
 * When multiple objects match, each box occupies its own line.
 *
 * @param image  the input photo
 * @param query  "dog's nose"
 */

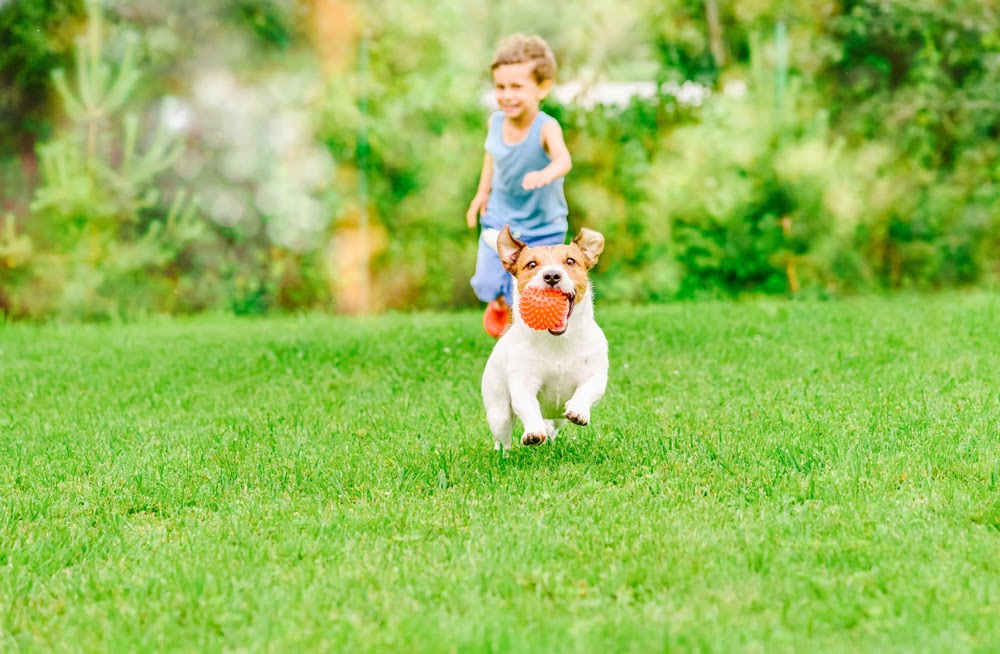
xmin=543 ymin=271 xmax=562 ymax=286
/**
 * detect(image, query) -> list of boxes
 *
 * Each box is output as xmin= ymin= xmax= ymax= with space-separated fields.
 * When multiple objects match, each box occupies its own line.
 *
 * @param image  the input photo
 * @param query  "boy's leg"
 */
xmin=470 ymin=235 xmax=512 ymax=337
xmin=471 ymin=234 xmax=507 ymax=303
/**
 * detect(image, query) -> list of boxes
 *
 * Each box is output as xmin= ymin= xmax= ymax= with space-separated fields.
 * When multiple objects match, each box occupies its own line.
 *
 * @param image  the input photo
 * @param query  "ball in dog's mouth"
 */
xmin=519 ymin=287 xmax=574 ymax=334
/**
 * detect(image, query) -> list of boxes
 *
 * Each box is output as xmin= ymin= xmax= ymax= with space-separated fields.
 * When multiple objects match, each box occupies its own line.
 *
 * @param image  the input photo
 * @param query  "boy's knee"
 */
xmin=470 ymin=272 xmax=501 ymax=303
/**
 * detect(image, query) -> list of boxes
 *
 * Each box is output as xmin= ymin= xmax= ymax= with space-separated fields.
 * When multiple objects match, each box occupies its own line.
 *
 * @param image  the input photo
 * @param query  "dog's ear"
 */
xmin=571 ymin=228 xmax=605 ymax=269
xmin=496 ymin=225 xmax=526 ymax=273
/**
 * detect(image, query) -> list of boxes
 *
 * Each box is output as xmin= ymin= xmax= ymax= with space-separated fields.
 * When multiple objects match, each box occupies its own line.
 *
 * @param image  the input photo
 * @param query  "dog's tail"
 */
xmin=480 ymin=228 xmax=500 ymax=254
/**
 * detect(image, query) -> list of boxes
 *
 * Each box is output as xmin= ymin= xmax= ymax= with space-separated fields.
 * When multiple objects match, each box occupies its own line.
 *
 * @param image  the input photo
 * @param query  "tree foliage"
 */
xmin=1 ymin=0 xmax=998 ymax=318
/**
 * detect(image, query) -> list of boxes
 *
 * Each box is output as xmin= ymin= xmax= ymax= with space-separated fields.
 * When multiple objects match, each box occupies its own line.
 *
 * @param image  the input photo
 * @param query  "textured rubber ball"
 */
xmin=519 ymin=286 xmax=570 ymax=331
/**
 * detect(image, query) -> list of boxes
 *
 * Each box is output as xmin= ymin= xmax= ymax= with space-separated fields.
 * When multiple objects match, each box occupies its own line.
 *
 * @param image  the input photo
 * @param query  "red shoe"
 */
xmin=483 ymin=299 xmax=510 ymax=338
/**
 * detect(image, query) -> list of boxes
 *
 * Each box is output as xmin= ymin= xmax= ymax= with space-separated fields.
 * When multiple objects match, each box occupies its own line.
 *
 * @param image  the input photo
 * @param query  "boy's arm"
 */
xmin=522 ymin=121 xmax=572 ymax=190
xmin=467 ymin=152 xmax=493 ymax=228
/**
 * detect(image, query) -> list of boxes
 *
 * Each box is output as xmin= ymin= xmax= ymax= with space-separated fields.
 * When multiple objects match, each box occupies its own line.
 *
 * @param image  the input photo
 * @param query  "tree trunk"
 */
xmin=704 ymin=0 xmax=725 ymax=69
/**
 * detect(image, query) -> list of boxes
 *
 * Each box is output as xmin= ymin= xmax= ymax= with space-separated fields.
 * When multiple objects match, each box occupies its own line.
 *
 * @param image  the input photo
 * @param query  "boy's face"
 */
xmin=492 ymin=62 xmax=552 ymax=121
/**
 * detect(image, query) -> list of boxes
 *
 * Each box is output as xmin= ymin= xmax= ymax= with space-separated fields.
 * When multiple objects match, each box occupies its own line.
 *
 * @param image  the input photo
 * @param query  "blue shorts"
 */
xmin=470 ymin=230 xmax=567 ymax=304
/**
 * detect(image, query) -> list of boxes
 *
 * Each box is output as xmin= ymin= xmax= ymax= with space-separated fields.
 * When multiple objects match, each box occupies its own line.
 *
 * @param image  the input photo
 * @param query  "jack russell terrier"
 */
xmin=480 ymin=224 xmax=608 ymax=450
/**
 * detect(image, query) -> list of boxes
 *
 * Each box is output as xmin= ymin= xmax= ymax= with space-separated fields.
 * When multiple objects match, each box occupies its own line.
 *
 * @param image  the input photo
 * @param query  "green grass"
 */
xmin=2 ymin=293 xmax=1000 ymax=652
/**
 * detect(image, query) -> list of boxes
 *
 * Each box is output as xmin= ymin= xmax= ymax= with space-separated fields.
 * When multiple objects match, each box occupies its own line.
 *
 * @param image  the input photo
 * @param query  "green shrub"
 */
xmin=2 ymin=0 xmax=204 ymax=320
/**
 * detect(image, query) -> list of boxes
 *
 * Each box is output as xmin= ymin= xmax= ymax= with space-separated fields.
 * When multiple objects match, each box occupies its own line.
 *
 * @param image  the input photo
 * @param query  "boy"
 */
xmin=467 ymin=33 xmax=572 ymax=338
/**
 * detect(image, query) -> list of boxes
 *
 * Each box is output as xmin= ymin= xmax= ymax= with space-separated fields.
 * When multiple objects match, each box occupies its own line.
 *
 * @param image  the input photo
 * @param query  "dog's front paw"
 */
xmin=564 ymin=403 xmax=590 ymax=426
xmin=521 ymin=431 xmax=547 ymax=446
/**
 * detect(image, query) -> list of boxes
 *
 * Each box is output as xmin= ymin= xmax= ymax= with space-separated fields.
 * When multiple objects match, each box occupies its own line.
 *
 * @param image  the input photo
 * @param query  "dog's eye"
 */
xmin=566 ymin=258 xmax=576 ymax=266
xmin=526 ymin=261 xmax=537 ymax=269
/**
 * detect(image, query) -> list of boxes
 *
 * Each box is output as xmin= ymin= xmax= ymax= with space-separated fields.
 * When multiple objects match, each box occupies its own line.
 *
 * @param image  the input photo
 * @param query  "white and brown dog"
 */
xmin=481 ymin=225 xmax=608 ymax=450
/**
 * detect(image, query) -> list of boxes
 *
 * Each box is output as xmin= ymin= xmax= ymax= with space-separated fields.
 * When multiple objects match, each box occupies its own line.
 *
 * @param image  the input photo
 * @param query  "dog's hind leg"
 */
xmin=487 ymin=403 xmax=514 ymax=451
xmin=544 ymin=419 xmax=566 ymax=441
xmin=483 ymin=363 xmax=514 ymax=450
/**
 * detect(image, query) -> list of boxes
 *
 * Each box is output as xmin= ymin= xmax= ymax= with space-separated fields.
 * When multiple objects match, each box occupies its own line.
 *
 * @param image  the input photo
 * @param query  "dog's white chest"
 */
xmin=537 ymin=362 xmax=584 ymax=418
xmin=537 ymin=355 xmax=585 ymax=390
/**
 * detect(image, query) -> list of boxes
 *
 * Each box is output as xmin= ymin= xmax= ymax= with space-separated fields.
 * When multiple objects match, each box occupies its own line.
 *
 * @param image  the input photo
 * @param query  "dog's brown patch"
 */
xmin=496 ymin=226 xmax=605 ymax=301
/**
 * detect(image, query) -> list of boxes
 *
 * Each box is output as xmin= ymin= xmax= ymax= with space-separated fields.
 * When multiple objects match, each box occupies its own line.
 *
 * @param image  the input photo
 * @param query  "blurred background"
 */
xmin=0 ymin=0 xmax=997 ymax=320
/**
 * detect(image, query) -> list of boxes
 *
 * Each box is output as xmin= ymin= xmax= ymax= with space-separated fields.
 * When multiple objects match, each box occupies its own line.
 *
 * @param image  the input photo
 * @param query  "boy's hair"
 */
xmin=491 ymin=34 xmax=557 ymax=84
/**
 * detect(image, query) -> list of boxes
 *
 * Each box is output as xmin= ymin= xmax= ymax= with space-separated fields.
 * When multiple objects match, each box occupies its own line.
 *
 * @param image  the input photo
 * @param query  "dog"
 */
xmin=481 ymin=224 xmax=608 ymax=450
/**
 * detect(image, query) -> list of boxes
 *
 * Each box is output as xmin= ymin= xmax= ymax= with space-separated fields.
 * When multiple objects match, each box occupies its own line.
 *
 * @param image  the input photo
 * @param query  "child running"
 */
xmin=467 ymin=33 xmax=572 ymax=337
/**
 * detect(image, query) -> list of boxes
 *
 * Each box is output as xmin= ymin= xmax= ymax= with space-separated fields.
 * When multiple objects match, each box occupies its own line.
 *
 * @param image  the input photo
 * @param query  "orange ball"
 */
xmin=519 ymin=286 xmax=570 ymax=331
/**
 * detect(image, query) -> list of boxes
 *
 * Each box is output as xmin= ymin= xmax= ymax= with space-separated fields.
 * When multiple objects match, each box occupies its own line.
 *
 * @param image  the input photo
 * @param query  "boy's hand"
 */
xmin=521 ymin=170 xmax=553 ymax=190
xmin=466 ymin=191 xmax=488 ymax=228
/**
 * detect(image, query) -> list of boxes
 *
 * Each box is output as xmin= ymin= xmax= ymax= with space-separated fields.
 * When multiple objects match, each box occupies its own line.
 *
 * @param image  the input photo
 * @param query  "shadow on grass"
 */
xmin=415 ymin=424 xmax=626 ymax=489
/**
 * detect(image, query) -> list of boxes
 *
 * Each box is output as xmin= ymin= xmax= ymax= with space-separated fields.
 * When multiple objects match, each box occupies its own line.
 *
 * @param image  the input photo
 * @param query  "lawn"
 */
xmin=2 ymin=293 xmax=1000 ymax=652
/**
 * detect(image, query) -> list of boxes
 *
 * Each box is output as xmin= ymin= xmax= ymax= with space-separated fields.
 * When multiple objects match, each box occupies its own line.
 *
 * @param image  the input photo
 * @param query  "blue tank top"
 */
xmin=481 ymin=111 xmax=568 ymax=240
